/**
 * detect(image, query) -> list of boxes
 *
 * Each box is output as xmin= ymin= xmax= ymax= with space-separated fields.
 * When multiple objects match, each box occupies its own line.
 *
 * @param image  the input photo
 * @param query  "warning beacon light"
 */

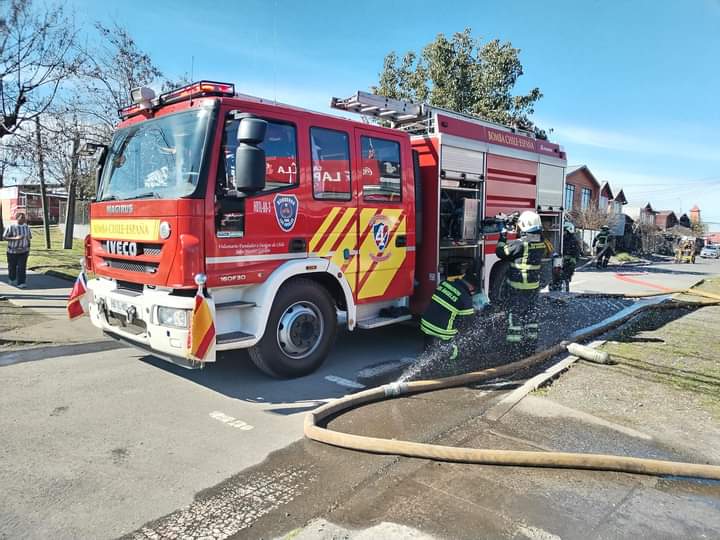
xmin=118 ymin=81 xmax=235 ymax=119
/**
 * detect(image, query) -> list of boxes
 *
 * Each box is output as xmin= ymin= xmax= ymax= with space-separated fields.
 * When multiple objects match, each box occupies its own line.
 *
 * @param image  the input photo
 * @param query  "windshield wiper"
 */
xmin=123 ymin=191 xmax=161 ymax=200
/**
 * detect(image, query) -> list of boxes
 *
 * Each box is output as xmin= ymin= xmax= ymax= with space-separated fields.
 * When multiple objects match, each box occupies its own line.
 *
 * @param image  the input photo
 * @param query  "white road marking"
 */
xmin=516 ymin=524 xmax=562 ymax=540
xmin=324 ymin=375 xmax=365 ymax=389
xmin=209 ymin=411 xmax=254 ymax=430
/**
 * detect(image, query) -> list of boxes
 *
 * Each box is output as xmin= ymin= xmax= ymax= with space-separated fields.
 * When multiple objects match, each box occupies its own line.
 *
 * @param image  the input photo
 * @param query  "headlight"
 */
xmin=157 ymin=306 xmax=189 ymax=328
xmin=159 ymin=221 xmax=172 ymax=239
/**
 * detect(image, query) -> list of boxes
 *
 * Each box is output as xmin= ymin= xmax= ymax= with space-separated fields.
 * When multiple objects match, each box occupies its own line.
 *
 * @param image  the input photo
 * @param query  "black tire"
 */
xmin=488 ymin=261 xmax=510 ymax=307
xmin=249 ymin=278 xmax=337 ymax=378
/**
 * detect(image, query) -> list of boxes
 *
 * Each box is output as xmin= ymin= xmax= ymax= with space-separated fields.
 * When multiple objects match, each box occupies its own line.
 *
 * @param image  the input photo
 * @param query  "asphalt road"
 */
xmin=1 ymin=256 xmax=719 ymax=539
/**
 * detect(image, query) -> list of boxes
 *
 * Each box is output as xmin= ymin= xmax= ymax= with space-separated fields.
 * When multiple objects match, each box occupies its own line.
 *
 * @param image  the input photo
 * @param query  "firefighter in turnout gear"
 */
xmin=420 ymin=262 xmax=480 ymax=362
xmin=562 ymin=221 xmax=580 ymax=285
xmin=593 ymin=225 xmax=612 ymax=268
xmin=496 ymin=211 xmax=545 ymax=356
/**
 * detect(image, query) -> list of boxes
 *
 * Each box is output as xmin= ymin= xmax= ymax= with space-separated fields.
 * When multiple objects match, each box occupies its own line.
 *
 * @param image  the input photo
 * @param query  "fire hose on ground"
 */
xmin=305 ymin=287 xmax=720 ymax=481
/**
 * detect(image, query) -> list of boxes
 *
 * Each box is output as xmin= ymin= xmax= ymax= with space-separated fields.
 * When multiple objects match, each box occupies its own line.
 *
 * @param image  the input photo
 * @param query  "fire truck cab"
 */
xmin=85 ymin=82 xmax=566 ymax=378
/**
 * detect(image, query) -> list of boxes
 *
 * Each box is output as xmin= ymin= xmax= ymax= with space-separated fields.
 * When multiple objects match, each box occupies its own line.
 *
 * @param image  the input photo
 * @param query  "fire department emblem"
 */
xmin=369 ymin=215 xmax=392 ymax=262
xmin=274 ymin=194 xmax=298 ymax=232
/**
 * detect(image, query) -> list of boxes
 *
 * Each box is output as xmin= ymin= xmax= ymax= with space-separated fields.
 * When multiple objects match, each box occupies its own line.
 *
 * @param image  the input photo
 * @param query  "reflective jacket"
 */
xmin=420 ymin=279 xmax=474 ymax=341
xmin=593 ymin=231 xmax=610 ymax=249
xmin=496 ymin=234 xmax=546 ymax=291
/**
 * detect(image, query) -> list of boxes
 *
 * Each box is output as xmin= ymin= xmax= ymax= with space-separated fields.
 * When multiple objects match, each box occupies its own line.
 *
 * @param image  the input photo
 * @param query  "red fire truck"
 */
xmin=84 ymin=81 xmax=566 ymax=377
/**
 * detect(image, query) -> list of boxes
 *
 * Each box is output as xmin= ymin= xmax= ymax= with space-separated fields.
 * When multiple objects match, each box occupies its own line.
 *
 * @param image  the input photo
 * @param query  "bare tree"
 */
xmin=0 ymin=0 xmax=81 ymax=137
xmin=76 ymin=21 xmax=163 ymax=132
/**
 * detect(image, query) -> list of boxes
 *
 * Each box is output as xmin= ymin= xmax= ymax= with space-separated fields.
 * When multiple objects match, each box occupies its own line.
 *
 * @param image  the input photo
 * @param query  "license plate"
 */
xmin=109 ymin=298 xmax=133 ymax=315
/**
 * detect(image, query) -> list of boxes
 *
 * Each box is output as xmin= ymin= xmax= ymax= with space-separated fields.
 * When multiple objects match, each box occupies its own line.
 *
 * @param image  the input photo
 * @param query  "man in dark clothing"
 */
xmin=593 ymin=225 xmax=612 ymax=268
xmin=3 ymin=212 xmax=32 ymax=289
xmin=420 ymin=264 xmax=479 ymax=362
xmin=496 ymin=211 xmax=545 ymax=356
xmin=562 ymin=221 xmax=580 ymax=287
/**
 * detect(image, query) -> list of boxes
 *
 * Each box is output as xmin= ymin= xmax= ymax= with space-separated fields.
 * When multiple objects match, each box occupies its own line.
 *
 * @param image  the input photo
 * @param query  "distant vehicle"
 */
xmin=700 ymin=245 xmax=720 ymax=259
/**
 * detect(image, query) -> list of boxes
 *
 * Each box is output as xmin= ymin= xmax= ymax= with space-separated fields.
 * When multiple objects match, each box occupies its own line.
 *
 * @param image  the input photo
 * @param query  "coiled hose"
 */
xmin=305 ymin=287 xmax=720 ymax=480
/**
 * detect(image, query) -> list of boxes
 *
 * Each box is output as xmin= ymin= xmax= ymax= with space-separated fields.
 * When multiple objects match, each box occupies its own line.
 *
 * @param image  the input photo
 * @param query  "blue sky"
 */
xmin=73 ymin=0 xmax=720 ymax=229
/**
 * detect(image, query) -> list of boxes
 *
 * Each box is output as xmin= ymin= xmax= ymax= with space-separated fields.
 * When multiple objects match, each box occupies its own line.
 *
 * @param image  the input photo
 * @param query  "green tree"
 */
xmin=374 ymin=28 xmax=545 ymax=136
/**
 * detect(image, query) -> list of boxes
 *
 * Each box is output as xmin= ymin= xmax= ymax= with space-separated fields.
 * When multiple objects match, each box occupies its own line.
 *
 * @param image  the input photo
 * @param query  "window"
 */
xmin=220 ymin=117 xmax=298 ymax=193
xmin=100 ymin=109 xmax=212 ymax=201
xmin=600 ymin=195 xmax=609 ymax=211
xmin=310 ymin=127 xmax=351 ymax=200
xmin=581 ymin=188 xmax=592 ymax=210
xmin=564 ymin=184 xmax=575 ymax=210
xmin=360 ymin=136 xmax=401 ymax=202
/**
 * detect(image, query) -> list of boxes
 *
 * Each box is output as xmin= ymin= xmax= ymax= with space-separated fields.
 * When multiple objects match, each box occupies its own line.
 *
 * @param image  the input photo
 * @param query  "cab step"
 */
xmin=215 ymin=300 xmax=257 ymax=310
xmin=216 ymin=331 xmax=254 ymax=345
xmin=356 ymin=314 xmax=413 ymax=329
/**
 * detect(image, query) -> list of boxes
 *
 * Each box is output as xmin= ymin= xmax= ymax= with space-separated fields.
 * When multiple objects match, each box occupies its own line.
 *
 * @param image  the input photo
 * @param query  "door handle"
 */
xmin=395 ymin=235 xmax=407 ymax=248
xmin=289 ymin=238 xmax=307 ymax=253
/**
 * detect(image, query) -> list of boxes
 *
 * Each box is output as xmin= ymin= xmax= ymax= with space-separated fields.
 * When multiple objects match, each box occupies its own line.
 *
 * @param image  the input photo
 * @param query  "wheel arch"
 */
xmin=236 ymin=258 xmax=356 ymax=344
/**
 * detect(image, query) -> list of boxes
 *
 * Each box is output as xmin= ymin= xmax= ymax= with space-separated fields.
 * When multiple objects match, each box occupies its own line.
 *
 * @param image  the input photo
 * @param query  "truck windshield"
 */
xmin=99 ymin=108 xmax=213 ymax=201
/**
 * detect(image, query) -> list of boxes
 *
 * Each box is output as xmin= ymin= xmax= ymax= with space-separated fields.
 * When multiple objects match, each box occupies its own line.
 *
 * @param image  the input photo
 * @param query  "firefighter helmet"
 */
xmin=518 ymin=211 xmax=542 ymax=233
xmin=564 ymin=221 xmax=575 ymax=233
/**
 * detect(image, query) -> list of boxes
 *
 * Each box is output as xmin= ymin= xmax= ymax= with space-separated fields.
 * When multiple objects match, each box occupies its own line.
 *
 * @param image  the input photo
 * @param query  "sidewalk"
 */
xmin=0 ymin=264 xmax=103 ymax=345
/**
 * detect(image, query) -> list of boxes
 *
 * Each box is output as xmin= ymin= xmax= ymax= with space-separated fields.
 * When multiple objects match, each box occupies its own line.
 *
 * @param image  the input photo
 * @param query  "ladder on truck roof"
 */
xmin=330 ymin=91 xmax=428 ymax=127
xmin=331 ymin=90 xmax=538 ymax=138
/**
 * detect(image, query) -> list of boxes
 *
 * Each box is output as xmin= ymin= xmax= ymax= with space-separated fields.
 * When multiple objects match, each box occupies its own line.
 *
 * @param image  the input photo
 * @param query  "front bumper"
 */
xmin=87 ymin=277 xmax=202 ymax=364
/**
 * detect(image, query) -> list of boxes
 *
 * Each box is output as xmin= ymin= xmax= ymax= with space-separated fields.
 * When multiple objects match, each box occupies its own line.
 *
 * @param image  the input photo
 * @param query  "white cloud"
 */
xmin=549 ymin=122 xmax=720 ymax=163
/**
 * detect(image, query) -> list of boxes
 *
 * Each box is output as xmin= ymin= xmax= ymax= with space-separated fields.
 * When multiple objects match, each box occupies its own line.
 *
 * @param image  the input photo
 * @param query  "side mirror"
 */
xmin=234 ymin=115 xmax=267 ymax=193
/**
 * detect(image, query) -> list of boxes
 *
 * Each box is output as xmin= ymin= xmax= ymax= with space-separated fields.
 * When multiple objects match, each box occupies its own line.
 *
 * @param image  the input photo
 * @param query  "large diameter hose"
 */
xmin=305 ymin=292 xmax=720 ymax=481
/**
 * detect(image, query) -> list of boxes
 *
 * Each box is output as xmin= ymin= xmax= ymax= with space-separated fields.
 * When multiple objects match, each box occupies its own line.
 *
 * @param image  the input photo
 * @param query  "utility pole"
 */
xmin=63 ymin=123 xmax=80 ymax=249
xmin=35 ymin=116 xmax=51 ymax=249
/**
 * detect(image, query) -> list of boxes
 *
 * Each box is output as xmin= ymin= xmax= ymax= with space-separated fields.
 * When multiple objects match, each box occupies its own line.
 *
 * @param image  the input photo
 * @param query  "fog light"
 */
xmin=157 ymin=306 xmax=189 ymax=328
xmin=159 ymin=221 xmax=172 ymax=239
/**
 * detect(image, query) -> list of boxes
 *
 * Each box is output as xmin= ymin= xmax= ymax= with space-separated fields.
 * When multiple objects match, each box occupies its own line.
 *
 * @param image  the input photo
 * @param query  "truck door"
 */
xmin=352 ymin=128 xmax=415 ymax=303
xmin=305 ymin=125 xmax=358 ymax=292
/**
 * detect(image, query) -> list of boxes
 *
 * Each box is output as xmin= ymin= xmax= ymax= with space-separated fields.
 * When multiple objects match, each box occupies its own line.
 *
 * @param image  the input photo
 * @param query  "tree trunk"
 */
xmin=63 ymin=129 xmax=80 ymax=249
xmin=35 ymin=116 xmax=51 ymax=249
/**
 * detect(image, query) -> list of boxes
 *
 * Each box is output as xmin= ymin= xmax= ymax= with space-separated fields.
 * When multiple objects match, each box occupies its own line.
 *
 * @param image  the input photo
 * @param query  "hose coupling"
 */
xmin=384 ymin=382 xmax=408 ymax=397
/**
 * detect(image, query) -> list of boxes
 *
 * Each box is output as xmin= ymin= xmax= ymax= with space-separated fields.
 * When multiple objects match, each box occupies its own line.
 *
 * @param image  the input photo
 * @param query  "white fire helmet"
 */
xmin=518 ymin=211 xmax=542 ymax=234
xmin=564 ymin=221 xmax=576 ymax=233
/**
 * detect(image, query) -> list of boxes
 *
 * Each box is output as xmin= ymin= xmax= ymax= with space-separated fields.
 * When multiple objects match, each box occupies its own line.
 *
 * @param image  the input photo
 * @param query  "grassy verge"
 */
xmin=25 ymin=225 xmax=84 ymax=281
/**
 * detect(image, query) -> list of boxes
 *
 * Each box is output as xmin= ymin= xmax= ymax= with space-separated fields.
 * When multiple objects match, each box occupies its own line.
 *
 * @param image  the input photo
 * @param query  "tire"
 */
xmin=249 ymin=278 xmax=337 ymax=378
xmin=488 ymin=261 xmax=510 ymax=307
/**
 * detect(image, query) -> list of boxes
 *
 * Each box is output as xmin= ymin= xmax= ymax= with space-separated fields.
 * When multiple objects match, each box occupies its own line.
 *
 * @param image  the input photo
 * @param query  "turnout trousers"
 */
xmin=505 ymin=289 xmax=539 ymax=357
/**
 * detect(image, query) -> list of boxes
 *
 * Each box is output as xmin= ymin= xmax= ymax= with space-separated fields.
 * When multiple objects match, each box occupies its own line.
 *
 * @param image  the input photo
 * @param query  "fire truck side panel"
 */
xmin=485 ymin=154 xmax=538 ymax=217
xmin=409 ymin=136 xmax=441 ymax=315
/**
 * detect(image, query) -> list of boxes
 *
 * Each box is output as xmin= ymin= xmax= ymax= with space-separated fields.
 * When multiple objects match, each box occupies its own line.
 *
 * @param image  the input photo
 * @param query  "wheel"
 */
xmin=488 ymin=261 xmax=510 ymax=306
xmin=249 ymin=278 xmax=337 ymax=378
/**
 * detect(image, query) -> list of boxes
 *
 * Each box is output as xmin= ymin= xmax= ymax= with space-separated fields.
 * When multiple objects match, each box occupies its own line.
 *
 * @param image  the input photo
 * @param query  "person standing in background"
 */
xmin=3 ymin=212 xmax=32 ymax=289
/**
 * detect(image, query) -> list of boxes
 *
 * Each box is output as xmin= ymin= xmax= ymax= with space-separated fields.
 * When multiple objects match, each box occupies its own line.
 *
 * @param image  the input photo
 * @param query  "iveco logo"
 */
xmin=107 ymin=204 xmax=134 ymax=214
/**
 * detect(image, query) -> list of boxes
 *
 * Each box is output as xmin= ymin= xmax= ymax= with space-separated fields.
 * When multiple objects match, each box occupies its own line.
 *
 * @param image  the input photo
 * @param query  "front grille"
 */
xmin=101 ymin=241 xmax=162 ymax=257
xmin=104 ymin=258 xmax=159 ymax=274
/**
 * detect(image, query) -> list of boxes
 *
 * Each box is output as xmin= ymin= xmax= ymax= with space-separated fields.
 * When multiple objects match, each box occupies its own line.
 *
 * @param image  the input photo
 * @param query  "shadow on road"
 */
xmin=139 ymin=324 xmax=424 ymax=411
